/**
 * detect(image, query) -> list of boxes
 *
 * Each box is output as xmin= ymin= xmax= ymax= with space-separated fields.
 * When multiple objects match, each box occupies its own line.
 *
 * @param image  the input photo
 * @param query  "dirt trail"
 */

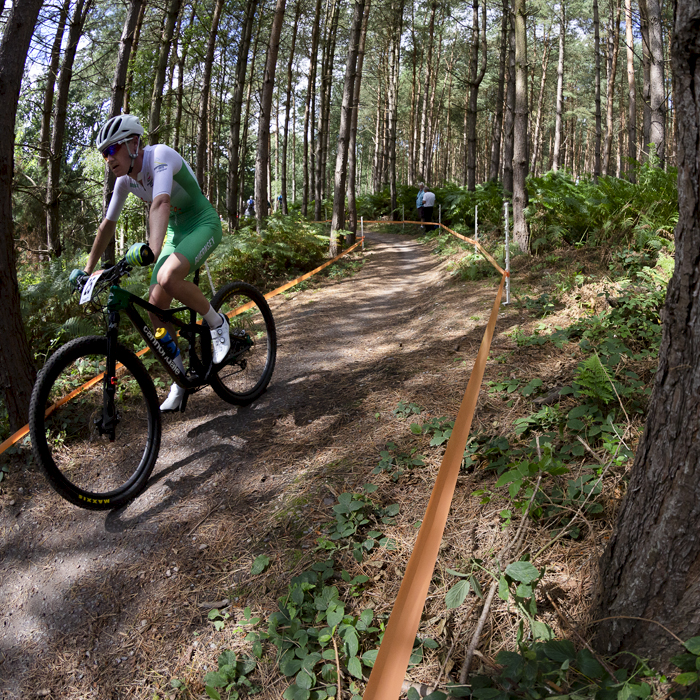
xmin=0 ymin=230 xmax=516 ymax=699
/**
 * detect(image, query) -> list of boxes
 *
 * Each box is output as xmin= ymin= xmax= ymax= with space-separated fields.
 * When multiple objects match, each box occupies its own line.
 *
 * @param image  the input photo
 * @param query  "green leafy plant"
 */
xmin=204 ymin=649 xmax=259 ymax=699
xmin=373 ymin=442 xmax=426 ymax=481
xmin=393 ymin=401 xmax=423 ymax=419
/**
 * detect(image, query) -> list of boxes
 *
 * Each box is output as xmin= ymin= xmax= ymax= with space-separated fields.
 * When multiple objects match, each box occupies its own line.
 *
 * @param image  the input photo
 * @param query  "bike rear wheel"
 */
xmin=29 ymin=336 xmax=161 ymax=510
xmin=210 ymin=281 xmax=277 ymax=405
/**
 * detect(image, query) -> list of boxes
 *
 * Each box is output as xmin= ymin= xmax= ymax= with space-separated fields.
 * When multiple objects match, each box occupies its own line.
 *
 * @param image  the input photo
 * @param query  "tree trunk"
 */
xmin=227 ymin=0 xmax=258 ymax=229
xmin=512 ymin=0 xmax=528 ymax=250
xmin=530 ymin=29 xmax=550 ymax=174
xmin=38 ymin=0 xmax=70 ymax=176
xmin=173 ymin=3 xmax=198 ymax=151
xmin=625 ymin=0 xmax=637 ymax=182
xmin=315 ymin=0 xmax=341 ymax=221
xmin=594 ymin=0 xmax=700 ymax=663
xmin=418 ymin=2 xmax=437 ymax=181
xmin=348 ymin=0 xmax=371 ymax=234
xmin=594 ymin=0 xmax=602 ymax=179
xmin=552 ymin=2 xmax=565 ymax=172
xmin=503 ymin=14 xmax=515 ymax=194
xmin=237 ymin=13 xmax=262 ymax=218
xmin=647 ymin=0 xmax=666 ymax=164
xmin=46 ymin=0 xmax=93 ymax=258
xmin=302 ymin=0 xmax=322 ymax=217
xmin=387 ymin=1 xmax=404 ymax=221
xmin=639 ymin=0 xmax=652 ymax=161
xmin=255 ymin=0 xmax=286 ymax=230
xmin=466 ymin=0 xmax=487 ymax=190
xmin=489 ymin=0 xmax=509 ymax=181
xmin=122 ymin=0 xmax=146 ymax=114
xmin=603 ymin=0 xmax=621 ymax=175
xmin=331 ymin=0 xmax=365 ymax=246
xmin=0 ymin=0 xmax=44 ymax=432
xmin=281 ymin=1 xmax=301 ymax=216
xmin=149 ymin=0 xmax=182 ymax=145
xmin=196 ymin=0 xmax=224 ymax=187
xmin=101 ymin=0 xmax=143 ymax=267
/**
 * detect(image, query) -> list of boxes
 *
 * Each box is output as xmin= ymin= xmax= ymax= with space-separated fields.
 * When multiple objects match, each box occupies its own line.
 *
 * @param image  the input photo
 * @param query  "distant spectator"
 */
xmin=416 ymin=182 xmax=425 ymax=228
xmin=277 ymin=193 xmax=283 ymax=211
xmin=422 ymin=187 xmax=436 ymax=230
xmin=245 ymin=197 xmax=255 ymax=217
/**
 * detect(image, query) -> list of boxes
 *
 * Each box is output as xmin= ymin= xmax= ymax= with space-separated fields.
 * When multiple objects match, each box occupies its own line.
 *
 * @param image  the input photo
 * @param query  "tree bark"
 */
xmin=594 ymin=0 xmax=602 ymax=179
xmin=45 ymin=0 xmax=93 ymax=258
xmin=196 ymin=0 xmax=224 ymax=187
xmin=489 ymin=0 xmax=509 ymax=181
xmin=102 ymin=0 xmax=143 ymax=266
xmin=38 ymin=0 xmax=70 ymax=176
xmin=512 ymin=0 xmax=528 ymax=250
xmin=603 ymin=0 xmax=621 ymax=175
xmin=552 ymin=2 xmax=565 ymax=172
xmin=331 ymin=0 xmax=365 ymax=246
xmin=302 ymin=0 xmax=322 ymax=217
xmin=502 ymin=14 xmax=515 ymax=194
xmin=122 ymin=0 xmax=146 ymax=114
xmin=227 ymin=0 xmax=258 ymax=229
xmin=348 ymin=0 xmax=371 ymax=234
xmin=149 ymin=0 xmax=182 ymax=145
xmin=466 ymin=0 xmax=487 ymax=191
xmin=314 ymin=0 xmax=341 ymax=221
xmin=386 ymin=1 xmax=404 ymax=222
xmin=594 ymin=0 xmax=700 ymax=663
xmin=639 ymin=0 xmax=652 ymax=160
xmin=255 ymin=0 xmax=286 ymax=230
xmin=418 ymin=2 xmax=437 ymax=181
xmin=0 ymin=0 xmax=44 ymax=431
xmin=281 ymin=1 xmax=301 ymax=216
xmin=625 ymin=0 xmax=637 ymax=182
xmin=530 ymin=29 xmax=550 ymax=174
xmin=647 ymin=0 xmax=666 ymax=164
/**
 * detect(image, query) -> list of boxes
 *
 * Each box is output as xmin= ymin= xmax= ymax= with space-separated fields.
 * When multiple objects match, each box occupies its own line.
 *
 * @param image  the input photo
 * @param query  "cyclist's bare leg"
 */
xmin=155 ymin=253 xmax=210 ymax=316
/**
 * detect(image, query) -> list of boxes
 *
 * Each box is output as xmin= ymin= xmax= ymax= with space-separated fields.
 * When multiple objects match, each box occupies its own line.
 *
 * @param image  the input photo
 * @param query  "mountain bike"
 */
xmin=28 ymin=244 xmax=276 ymax=511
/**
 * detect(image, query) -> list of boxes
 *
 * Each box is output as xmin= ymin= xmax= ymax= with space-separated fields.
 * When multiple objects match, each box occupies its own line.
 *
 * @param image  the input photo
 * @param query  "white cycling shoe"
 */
xmin=160 ymin=383 xmax=186 ymax=412
xmin=210 ymin=313 xmax=230 ymax=364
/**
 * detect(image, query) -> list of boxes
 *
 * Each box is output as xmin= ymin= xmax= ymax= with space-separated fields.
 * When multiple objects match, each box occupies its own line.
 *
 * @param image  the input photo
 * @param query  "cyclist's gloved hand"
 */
xmin=69 ymin=268 xmax=87 ymax=291
xmin=125 ymin=242 xmax=155 ymax=267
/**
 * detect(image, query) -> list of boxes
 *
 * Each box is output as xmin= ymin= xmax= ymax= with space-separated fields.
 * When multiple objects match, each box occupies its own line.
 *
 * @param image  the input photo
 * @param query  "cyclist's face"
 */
xmin=104 ymin=138 xmax=135 ymax=176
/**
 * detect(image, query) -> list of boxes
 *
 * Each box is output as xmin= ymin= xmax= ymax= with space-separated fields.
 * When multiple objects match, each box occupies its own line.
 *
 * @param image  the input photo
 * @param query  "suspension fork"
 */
xmin=100 ymin=311 xmax=121 ymax=441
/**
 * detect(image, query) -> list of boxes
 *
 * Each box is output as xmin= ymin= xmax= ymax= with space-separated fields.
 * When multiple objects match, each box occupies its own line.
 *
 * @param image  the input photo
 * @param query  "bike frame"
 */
xmin=105 ymin=277 xmax=214 ymax=392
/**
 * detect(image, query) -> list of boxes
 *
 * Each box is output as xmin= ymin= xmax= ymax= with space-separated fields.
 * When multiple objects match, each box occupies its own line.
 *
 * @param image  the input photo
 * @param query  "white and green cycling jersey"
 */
xmin=106 ymin=144 xmax=222 ymax=282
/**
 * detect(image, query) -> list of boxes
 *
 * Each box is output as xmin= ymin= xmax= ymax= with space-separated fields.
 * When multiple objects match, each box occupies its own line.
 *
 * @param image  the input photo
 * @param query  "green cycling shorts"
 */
xmin=151 ymin=206 xmax=223 ymax=285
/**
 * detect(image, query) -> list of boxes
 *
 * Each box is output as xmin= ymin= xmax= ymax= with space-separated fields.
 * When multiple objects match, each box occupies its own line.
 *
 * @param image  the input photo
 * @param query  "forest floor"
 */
xmin=0 ymin=228 xmax=629 ymax=699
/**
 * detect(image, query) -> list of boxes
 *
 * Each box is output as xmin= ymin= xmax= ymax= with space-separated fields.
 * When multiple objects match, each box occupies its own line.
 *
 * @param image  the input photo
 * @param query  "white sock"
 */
xmin=203 ymin=305 xmax=223 ymax=328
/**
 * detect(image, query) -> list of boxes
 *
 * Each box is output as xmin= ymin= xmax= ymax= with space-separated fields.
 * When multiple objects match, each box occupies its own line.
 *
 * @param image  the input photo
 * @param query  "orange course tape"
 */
xmin=363 ymin=273 xmax=506 ymax=700
xmin=0 ymin=238 xmax=365 ymax=458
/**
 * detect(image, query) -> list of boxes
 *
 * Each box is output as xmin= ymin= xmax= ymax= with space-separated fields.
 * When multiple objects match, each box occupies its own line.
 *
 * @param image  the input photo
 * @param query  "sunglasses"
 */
xmin=102 ymin=140 xmax=125 ymax=159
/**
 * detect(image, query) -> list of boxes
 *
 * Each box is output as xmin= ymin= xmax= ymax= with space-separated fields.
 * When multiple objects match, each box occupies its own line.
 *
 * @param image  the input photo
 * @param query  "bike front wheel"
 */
xmin=29 ymin=336 xmax=161 ymax=510
xmin=210 ymin=281 xmax=277 ymax=405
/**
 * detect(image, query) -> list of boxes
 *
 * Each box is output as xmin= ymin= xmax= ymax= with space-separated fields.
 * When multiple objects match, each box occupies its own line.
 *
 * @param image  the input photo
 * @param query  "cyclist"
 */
xmin=70 ymin=114 xmax=229 ymax=412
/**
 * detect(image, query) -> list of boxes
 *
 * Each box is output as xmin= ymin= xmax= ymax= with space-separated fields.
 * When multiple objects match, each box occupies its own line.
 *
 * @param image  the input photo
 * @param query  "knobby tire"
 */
xmin=209 ymin=281 xmax=277 ymax=405
xmin=29 ymin=336 xmax=161 ymax=510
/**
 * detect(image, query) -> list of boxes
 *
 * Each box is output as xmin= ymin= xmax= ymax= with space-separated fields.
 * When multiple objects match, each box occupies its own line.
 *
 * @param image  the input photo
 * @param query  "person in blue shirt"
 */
xmin=416 ymin=182 xmax=425 ymax=228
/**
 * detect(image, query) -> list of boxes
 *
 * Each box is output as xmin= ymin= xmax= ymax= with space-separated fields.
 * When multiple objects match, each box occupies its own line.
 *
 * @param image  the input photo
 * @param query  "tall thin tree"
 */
xmin=0 ymin=0 xmax=45 ymax=431
xmin=255 ymin=0 xmax=287 ymax=228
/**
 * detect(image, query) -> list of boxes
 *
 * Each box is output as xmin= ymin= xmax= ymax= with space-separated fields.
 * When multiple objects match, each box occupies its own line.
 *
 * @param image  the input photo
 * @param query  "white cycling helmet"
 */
xmin=96 ymin=114 xmax=144 ymax=152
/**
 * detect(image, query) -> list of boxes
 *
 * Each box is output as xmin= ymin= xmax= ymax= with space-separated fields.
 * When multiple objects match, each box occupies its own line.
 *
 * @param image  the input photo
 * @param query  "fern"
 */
xmin=574 ymin=354 xmax=616 ymax=407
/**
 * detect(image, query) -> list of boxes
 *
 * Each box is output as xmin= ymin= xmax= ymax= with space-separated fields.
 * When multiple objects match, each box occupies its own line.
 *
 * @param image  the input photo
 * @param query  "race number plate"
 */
xmin=80 ymin=270 xmax=105 ymax=305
